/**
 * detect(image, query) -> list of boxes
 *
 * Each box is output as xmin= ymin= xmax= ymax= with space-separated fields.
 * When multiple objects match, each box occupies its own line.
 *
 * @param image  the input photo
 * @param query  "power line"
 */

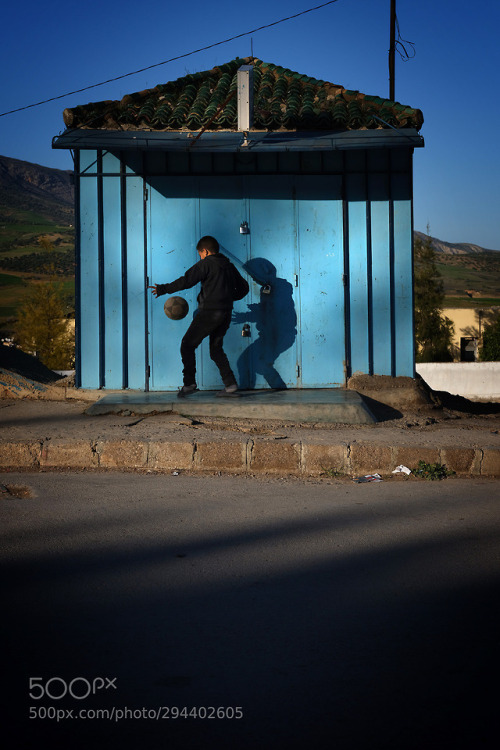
xmin=0 ymin=0 xmax=341 ymax=118
xmin=395 ymin=14 xmax=416 ymax=62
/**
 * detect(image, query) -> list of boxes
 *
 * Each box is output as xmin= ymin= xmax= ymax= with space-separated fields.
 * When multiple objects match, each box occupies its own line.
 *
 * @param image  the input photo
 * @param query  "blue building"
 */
xmin=53 ymin=58 xmax=424 ymax=391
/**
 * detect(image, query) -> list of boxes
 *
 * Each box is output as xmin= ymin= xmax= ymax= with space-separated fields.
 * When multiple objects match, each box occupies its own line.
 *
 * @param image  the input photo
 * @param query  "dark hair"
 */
xmin=197 ymin=235 xmax=219 ymax=254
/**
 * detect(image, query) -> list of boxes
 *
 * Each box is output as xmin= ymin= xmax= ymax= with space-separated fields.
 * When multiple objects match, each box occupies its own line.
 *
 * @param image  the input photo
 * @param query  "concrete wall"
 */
xmin=416 ymin=362 xmax=500 ymax=401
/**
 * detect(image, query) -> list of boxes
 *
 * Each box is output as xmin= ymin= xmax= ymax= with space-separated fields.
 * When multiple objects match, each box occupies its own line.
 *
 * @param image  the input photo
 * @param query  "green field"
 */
xmin=0 ymin=238 xmax=73 ymax=256
xmin=0 ymin=207 xmax=74 ymax=256
xmin=0 ymin=207 xmax=75 ymax=336
xmin=436 ymin=253 xmax=500 ymax=298
xmin=437 ymin=263 xmax=494 ymax=290
xmin=0 ymin=161 xmax=74 ymax=336
xmin=0 ymin=272 xmax=25 ymax=286
xmin=444 ymin=297 xmax=500 ymax=309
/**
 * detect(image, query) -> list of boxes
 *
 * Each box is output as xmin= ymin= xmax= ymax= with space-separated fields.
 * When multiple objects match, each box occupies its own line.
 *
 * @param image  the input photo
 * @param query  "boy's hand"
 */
xmin=148 ymin=285 xmax=159 ymax=298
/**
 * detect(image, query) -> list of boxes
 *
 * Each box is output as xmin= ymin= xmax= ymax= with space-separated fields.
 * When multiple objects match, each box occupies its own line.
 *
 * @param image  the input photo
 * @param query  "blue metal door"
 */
xmin=297 ymin=175 xmax=345 ymax=387
xmin=148 ymin=177 xmax=198 ymax=390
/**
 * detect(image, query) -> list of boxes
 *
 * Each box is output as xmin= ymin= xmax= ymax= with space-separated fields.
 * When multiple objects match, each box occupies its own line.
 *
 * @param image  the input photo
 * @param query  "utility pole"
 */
xmin=389 ymin=0 xmax=396 ymax=100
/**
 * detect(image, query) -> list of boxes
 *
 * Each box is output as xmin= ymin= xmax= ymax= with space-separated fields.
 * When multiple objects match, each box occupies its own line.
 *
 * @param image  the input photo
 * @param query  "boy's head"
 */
xmin=197 ymin=235 xmax=219 ymax=259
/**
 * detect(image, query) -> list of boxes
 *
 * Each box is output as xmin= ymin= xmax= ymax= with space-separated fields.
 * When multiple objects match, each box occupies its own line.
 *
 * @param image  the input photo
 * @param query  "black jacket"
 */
xmin=155 ymin=253 xmax=237 ymax=311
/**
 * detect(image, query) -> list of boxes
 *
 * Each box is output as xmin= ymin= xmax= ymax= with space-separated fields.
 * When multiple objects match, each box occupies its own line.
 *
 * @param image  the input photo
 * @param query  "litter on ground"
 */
xmin=353 ymin=473 xmax=382 ymax=483
xmin=392 ymin=465 xmax=412 ymax=475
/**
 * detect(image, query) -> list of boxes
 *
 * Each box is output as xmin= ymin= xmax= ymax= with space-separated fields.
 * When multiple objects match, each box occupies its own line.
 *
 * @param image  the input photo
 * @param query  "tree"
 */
xmin=13 ymin=236 xmax=74 ymax=370
xmin=479 ymin=313 xmax=500 ymax=361
xmin=14 ymin=281 xmax=74 ymax=369
xmin=414 ymin=232 xmax=454 ymax=362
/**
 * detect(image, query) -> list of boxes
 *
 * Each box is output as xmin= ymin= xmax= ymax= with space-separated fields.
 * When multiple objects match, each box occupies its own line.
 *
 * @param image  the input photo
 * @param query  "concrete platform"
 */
xmin=85 ymin=388 xmax=377 ymax=424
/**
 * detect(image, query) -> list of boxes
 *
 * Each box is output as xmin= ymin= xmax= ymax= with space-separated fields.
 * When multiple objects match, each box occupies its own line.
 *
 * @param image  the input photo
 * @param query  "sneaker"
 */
xmin=177 ymin=384 xmax=197 ymax=398
xmin=217 ymin=383 xmax=238 ymax=397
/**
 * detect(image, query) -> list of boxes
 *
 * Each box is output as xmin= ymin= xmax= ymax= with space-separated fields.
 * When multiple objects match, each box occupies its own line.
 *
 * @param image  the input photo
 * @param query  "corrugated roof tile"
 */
xmin=62 ymin=57 xmax=424 ymax=133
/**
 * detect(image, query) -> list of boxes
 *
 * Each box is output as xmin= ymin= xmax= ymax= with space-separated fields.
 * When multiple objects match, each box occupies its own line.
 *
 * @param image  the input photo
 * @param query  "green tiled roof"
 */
xmin=63 ymin=57 xmax=423 ymax=132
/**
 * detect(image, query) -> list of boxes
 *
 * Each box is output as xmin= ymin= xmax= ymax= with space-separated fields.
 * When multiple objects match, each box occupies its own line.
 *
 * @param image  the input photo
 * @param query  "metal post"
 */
xmin=389 ymin=0 xmax=396 ymax=101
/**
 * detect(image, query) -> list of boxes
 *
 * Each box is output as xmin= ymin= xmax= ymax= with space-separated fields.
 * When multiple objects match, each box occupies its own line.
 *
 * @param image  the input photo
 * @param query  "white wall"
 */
xmin=416 ymin=362 xmax=500 ymax=401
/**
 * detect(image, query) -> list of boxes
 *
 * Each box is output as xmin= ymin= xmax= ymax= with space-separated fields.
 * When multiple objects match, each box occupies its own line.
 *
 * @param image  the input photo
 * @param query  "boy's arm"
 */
xmin=148 ymin=260 xmax=206 ymax=297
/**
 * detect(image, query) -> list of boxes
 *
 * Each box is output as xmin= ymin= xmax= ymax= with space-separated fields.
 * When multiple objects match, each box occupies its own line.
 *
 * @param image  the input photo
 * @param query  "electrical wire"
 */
xmin=0 ymin=0 xmax=341 ymax=118
xmin=395 ymin=14 xmax=416 ymax=62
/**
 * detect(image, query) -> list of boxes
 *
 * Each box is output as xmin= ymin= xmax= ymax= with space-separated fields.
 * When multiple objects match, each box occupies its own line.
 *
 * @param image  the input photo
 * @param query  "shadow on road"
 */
xmin=2 ymin=475 xmax=499 ymax=749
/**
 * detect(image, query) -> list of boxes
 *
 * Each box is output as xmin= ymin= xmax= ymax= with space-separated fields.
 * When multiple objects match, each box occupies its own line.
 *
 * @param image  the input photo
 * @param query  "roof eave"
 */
xmin=52 ymin=128 xmax=424 ymax=152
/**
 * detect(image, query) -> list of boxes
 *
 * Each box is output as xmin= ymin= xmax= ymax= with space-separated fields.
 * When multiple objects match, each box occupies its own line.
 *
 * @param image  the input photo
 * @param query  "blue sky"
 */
xmin=1 ymin=0 xmax=499 ymax=249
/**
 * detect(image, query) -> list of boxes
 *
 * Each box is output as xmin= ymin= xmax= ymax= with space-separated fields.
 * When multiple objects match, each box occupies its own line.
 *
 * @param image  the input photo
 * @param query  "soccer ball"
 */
xmin=163 ymin=296 xmax=189 ymax=320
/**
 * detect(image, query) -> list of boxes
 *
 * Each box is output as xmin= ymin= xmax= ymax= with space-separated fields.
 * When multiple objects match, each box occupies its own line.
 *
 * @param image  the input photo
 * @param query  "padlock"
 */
xmin=241 ymin=324 xmax=251 ymax=337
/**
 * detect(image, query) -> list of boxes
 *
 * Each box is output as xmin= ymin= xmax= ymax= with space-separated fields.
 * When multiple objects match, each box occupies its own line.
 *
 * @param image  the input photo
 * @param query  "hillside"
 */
xmin=414 ymin=230 xmax=499 ymax=256
xmin=414 ymin=231 xmax=500 ymax=302
xmin=0 ymin=154 xmax=73 ymax=225
xmin=0 ymin=155 xmax=75 ymax=334
xmin=0 ymin=156 xmax=74 ymax=256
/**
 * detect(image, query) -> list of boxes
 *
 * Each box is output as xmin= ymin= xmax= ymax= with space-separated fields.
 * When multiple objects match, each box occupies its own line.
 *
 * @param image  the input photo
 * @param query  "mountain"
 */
xmin=0 ymin=154 xmax=73 ymax=225
xmin=414 ymin=230 xmax=499 ymax=256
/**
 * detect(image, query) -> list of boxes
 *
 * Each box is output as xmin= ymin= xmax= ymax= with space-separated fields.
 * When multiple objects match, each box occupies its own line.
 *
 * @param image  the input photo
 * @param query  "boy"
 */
xmin=149 ymin=236 xmax=246 ymax=397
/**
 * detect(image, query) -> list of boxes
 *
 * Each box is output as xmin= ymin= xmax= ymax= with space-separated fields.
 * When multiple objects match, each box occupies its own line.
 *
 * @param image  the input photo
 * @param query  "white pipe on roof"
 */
xmin=237 ymin=65 xmax=253 ymax=132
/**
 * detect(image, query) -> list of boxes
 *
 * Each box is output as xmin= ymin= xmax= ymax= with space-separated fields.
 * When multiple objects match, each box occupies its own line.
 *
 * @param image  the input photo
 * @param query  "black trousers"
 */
xmin=180 ymin=309 xmax=236 ymax=387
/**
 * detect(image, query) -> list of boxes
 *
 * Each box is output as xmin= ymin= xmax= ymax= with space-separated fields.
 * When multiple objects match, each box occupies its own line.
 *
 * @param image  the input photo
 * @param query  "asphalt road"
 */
xmin=2 ymin=472 xmax=499 ymax=749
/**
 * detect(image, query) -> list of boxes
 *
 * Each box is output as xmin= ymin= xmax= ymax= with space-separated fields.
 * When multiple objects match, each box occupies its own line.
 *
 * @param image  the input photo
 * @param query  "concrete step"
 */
xmin=85 ymin=388 xmax=376 ymax=424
